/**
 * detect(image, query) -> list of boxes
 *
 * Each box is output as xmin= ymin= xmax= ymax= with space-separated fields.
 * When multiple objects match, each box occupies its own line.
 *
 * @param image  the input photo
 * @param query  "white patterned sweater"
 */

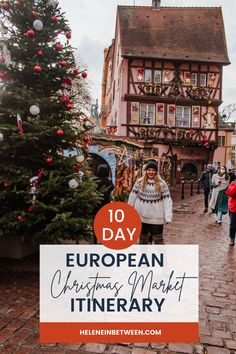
xmin=128 ymin=179 xmax=173 ymax=225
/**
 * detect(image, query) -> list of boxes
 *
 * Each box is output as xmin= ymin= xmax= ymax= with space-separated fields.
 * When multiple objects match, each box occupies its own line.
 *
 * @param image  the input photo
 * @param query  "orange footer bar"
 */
xmin=40 ymin=322 xmax=198 ymax=343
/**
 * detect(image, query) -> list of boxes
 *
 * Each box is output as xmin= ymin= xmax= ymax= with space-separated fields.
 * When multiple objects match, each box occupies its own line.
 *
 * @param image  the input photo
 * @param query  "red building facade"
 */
xmin=101 ymin=2 xmax=230 ymax=184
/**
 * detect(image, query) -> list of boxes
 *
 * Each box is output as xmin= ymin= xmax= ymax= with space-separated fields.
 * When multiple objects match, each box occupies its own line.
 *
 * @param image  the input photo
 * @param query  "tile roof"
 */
xmin=117 ymin=6 xmax=230 ymax=65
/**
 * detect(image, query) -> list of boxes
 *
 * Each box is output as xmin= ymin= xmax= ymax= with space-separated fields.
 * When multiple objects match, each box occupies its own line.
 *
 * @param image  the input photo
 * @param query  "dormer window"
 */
xmin=152 ymin=0 xmax=161 ymax=10
xmin=191 ymin=73 xmax=197 ymax=86
xmin=144 ymin=69 xmax=152 ymax=83
xmin=154 ymin=70 xmax=162 ymax=83
xmin=200 ymin=73 xmax=207 ymax=87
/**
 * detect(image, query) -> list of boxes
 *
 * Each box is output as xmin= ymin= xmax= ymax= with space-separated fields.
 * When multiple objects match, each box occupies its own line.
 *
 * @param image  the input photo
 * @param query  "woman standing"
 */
xmin=209 ymin=166 xmax=229 ymax=224
xmin=128 ymin=160 xmax=173 ymax=244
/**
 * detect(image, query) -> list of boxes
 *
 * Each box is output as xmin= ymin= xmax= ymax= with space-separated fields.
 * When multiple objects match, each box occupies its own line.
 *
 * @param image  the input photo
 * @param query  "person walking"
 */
xmin=209 ymin=166 xmax=229 ymax=224
xmin=93 ymin=164 xmax=114 ymax=243
xmin=228 ymin=169 xmax=236 ymax=183
xmin=128 ymin=160 xmax=173 ymax=244
xmin=226 ymin=180 xmax=236 ymax=246
xmin=200 ymin=164 xmax=213 ymax=213
xmin=94 ymin=164 xmax=114 ymax=207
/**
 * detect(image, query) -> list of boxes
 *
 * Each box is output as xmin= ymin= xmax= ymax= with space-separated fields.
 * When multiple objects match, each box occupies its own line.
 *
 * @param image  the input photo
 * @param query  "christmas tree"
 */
xmin=0 ymin=0 xmax=100 ymax=243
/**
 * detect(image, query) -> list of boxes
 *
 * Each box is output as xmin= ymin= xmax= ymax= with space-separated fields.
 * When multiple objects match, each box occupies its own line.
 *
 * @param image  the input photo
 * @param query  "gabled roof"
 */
xmin=117 ymin=6 xmax=230 ymax=65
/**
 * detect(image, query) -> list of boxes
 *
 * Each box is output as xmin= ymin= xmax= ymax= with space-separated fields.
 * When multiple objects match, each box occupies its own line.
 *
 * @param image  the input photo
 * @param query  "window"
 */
xmin=191 ymin=73 xmax=197 ymax=86
xmin=140 ymin=104 xmax=155 ymax=125
xmin=144 ymin=69 xmax=152 ymax=83
xmin=176 ymin=106 xmax=191 ymax=128
xmin=208 ymin=73 xmax=216 ymax=86
xmin=200 ymin=73 xmax=207 ymax=87
xmin=154 ymin=70 xmax=161 ymax=84
xmin=218 ymin=136 xmax=226 ymax=146
xmin=130 ymin=102 xmax=140 ymax=124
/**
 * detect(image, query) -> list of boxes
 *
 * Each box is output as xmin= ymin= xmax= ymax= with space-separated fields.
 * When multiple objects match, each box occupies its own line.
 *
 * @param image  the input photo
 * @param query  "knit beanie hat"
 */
xmin=145 ymin=160 xmax=158 ymax=171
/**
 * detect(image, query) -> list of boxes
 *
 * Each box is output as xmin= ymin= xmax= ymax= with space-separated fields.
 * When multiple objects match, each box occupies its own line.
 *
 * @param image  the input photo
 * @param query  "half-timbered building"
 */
xmin=101 ymin=1 xmax=230 ymax=184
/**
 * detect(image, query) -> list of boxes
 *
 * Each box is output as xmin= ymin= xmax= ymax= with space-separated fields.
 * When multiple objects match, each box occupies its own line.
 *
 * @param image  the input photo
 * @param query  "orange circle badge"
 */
xmin=94 ymin=202 xmax=142 ymax=250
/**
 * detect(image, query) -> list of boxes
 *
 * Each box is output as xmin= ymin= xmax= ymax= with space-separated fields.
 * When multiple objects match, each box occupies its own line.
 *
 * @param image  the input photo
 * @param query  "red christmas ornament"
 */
xmin=56 ymin=129 xmax=64 ymax=136
xmin=83 ymin=136 xmax=91 ymax=143
xmin=82 ymin=71 xmax=87 ymax=79
xmin=61 ymin=96 xmax=70 ymax=103
xmin=55 ymin=43 xmax=62 ymax=51
xmin=83 ymin=117 xmax=90 ymax=122
xmin=60 ymin=60 xmax=67 ymax=67
xmin=73 ymin=69 xmax=79 ymax=75
xmin=1 ymin=2 xmax=9 ymax=10
xmin=46 ymin=157 xmax=53 ymax=164
xmin=51 ymin=15 xmax=58 ymax=22
xmin=66 ymin=103 xmax=73 ymax=110
xmin=74 ymin=164 xmax=80 ymax=173
xmin=0 ymin=71 xmax=10 ymax=81
xmin=62 ymin=78 xmax=72 ymax=86
xmin=66 ymin=32 xmax=72 ymax=39
xmin=27 ymin=29 xmax=35 ymax=37
xmin=34 ymin=65 xmax=42 ymax=73
xmin=17 ymin=215 xmax=22 ymax=221
xmin=28 ymin=206 xmax=34 ymax=213
xmin=0 ymin=71 xmax=6 ymax=79
xmin=3 ymin=181 xmax=9 ymax=189
xmin=32 ymin=10 xmax=38 ymax=17
xmin=37 ymin=50 xmax=44 ymax=57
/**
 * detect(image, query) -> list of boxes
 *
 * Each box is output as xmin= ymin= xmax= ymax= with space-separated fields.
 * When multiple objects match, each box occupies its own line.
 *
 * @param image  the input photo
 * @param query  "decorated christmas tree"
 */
xmin=0 ymin=0 xmax=100 ymax=243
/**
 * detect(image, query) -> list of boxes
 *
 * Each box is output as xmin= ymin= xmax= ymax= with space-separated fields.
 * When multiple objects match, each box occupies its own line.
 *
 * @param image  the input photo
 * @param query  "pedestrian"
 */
xmin=209 ymin=166 xmax=229 ymax=224
xmin=128 ymin=160 xmax=173 ymax=244
xmin=228 ymin=169 xmax=236 ymax=183
xmin=226 ymin=180 xmax=236 ymax=246
xmin=200 ymin=163 xmax=213 ymax=213
xmin=93 ymin=164 xmax=114 ymax=243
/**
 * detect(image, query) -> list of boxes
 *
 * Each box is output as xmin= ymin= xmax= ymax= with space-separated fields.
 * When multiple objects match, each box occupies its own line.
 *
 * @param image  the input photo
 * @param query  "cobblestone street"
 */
xmin=0 ymin=191 xmax=236 ymax=354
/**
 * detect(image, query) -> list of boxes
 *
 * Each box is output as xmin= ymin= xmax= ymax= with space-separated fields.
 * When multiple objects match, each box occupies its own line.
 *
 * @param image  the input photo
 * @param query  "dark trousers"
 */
xmin=140 ymin=223 xmax=164 ymax=244
xmin=203 ymin=188 xmax=210 ymax=209
xmin=141 ymin=223 xmax=164 ymax=235
xmin=229 ymin=211 xmax=236 ymax=240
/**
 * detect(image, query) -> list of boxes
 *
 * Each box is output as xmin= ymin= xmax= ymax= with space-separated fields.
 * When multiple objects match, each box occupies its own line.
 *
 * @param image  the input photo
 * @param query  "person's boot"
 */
xmin=149 ymin=235 xmax=153 ymax=244
xmin=139 ymin=234 xmax=149 ymax=244
xmin=230 ymin=238 xmax=235 ymax=246
xmin=152 ymin=234 xmax=164 ymax=245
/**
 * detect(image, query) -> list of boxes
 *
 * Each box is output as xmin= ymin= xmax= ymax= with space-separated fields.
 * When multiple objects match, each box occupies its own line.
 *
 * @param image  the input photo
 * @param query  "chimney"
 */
xmin=152 ymin=0 xmax=161 ymax=10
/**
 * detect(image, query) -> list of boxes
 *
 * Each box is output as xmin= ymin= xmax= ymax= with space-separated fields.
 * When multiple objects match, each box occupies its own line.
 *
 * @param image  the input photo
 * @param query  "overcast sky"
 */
xmin=59 ymin=0 xmax=236 ymax=120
